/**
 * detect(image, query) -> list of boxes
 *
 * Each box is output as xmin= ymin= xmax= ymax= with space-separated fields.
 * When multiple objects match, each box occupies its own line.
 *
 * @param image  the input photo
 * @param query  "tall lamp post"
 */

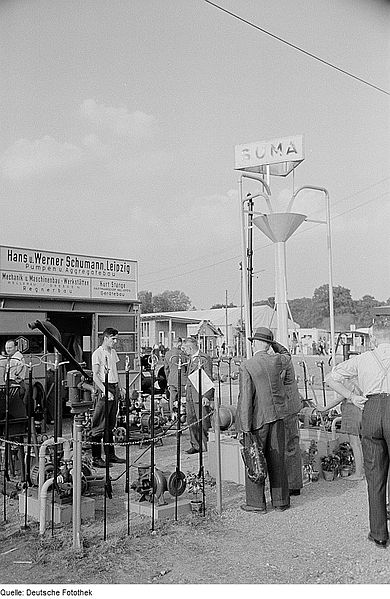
xmin=238 ymin=172 xmax=272 ymax=358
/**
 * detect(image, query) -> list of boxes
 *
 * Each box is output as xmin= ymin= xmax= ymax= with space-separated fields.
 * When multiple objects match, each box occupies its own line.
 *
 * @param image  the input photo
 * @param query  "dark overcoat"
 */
xmin=237 ymin=350 xmax=292 ymax=432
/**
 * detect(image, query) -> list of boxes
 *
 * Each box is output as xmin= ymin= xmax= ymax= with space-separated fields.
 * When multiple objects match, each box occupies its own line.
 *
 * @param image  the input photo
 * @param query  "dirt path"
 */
xmin=1 ymin=396 xmax=390 ymax=586
xmin=1 ymin=430 xmax=390 ymax=585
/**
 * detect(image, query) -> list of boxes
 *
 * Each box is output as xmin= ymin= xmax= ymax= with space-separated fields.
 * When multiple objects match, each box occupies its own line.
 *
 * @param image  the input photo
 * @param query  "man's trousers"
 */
xmin=361 ymin=394 xmax=390 ymax=542
xmin=284 ymin=413 xmax=303 ymax=492
xmin=91 ymin=385 xmax=120 ymax=460
xmin=186 ymin=392 xmax=211 ymax=452
xmin=244 ymin=419 xmax=290 ymax=510
xmin=168 ymin=385 xmax=178 ymax=414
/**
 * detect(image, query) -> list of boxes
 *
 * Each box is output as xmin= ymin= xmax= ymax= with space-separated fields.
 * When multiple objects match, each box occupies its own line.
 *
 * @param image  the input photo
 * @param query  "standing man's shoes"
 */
xmin=109 ymin=455 xmax=126 ymax=464
xmin=240 ymin=504 xmax=266 ymax=513
xmin=274 ymin=505 xmax=290 ymax=512
xmin=92 ymin=458 xmax=107 ymax=468
xmin=368 ymin=533 xmax=387 ymax=548
xmin=185 ymin=448 xmax=199 ymax=454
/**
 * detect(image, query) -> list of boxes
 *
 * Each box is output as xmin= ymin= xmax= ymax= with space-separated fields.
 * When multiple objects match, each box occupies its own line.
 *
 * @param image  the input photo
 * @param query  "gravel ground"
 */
xmin=1 ymin=427 xmax=390 ymax=586
xmin=1 ymin=382 xmax=389 ymax=586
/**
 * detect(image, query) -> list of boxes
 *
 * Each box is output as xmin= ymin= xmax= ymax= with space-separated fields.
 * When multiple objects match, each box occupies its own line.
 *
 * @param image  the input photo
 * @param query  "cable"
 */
xmin=141 ymin=190 xmax=389 ymax=286
xmin=142 ymin=253 xmax=243 ymax=285
xmin=203 ymin=0 xmax=390 ymax=97
xmin=141 ymin=176 xmax=390 ymax=282
xmin=296 ymin=177 xmax=390 ymax=219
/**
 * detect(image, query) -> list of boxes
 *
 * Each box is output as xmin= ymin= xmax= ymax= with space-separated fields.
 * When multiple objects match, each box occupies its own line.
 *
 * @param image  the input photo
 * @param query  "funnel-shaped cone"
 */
xmin=253 ymin=212 xmax=306 ymax=242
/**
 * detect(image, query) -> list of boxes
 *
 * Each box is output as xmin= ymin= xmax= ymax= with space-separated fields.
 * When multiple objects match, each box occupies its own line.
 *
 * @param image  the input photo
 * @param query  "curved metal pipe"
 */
xmin=331 ymin=416 xmax=342 ymax=441
xmin=39 ymin=477 xmax=54 ymax=535
xmin=244 ymin=191 xmax=273 ymax=213
xmin=28 ymin=320 xmax=92 ymax=382
xmin=38 ymin=437 xmax=70 ymax=505
xmin=239 ymin=172 xmax=272 ymax=196
xmin=287 ymin=186 xmax=335 ymax=364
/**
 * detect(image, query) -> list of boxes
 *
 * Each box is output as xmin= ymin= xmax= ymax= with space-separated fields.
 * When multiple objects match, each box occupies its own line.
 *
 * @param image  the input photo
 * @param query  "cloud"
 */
xmin=0 ymin=136 xmax=84 ymax=180
xmin=140 ymin=191 xmax=241 ymax=256
xmin=80 ymin=99 xmax=155 ymax=140
xmin=82 ymin=133 xmax=110 ymax=159
xmin=1 ymin=100 xmax=160 ymax=181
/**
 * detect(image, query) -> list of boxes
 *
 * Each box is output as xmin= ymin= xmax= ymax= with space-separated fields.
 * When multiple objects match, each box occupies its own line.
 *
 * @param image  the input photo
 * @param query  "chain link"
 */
xmin=0 ymin=409 xmax=215 ymax=449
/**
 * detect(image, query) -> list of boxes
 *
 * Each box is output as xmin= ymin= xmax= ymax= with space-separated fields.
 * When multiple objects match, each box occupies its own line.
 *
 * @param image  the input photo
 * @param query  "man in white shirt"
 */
xmin=326 ymin=316 xmax=390 ymax=548
xmin=90 ymin=327 xmax=126 ymax=468
xmin=182 ymin=337 xmax=214 ymax=454
xmin=4 ymin=340 xmax=26 ymax=384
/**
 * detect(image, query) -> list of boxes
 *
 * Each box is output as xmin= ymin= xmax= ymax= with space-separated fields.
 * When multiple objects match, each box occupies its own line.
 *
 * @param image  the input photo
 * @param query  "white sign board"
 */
xmin=0 ymin=246 xmax=138 ymax=302
xmin=234 ymin=134 xmax=304 ymax=176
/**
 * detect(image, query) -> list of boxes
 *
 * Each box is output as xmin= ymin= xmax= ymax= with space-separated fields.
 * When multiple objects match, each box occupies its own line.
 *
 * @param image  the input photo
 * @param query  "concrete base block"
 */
xmin=299 ymin=427 xmax=349 ymax=472
xmin=208 ymin=433 xmax=245 ymax=485
xmin=127 ymin=496 xmax=191 ymax=520
xmin=18 ymin=491 xmax=95 ymax=524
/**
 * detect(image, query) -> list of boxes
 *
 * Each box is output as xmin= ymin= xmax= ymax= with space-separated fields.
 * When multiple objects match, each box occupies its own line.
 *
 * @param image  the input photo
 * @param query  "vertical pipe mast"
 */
xmin=150 ymin=356 xmax=156 ymax=533
xmin=274 ymin=242 xmax=289 ymax=348
xmin=198 ymin=364 xmax=205 ymax=516
xmin=326 ymin=192 xmax=336 ymax=363
xmin=174 ymin=357 xmax=182 ymax=521
xmin=239 ymin=173 xmax=272 ymax=358
xmin=72 ymin=412 xmax=82 ymax=549
xmin=103 ymin=361 xmax=109 ymax=541
xmin=125 ymin=356 xmax=130 ymax=535
xmin=239 ymin=180 xmax=252 ymax=359
xmin=214 ymin=361 xmax=222 ymax=515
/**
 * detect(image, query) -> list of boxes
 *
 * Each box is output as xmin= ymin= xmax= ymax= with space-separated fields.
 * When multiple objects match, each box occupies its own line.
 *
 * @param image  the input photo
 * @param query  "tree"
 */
xmin=138 ymin=290 xmax=153 ymax=314
xmin=210 ymin=302 xmax=237 ymax=309
xmin=152 ymin=290 xmax=192 ymax=312
xmin=289 ymin=297 xmax=319 ymax=327
xmin=313 ymin=284 xmax=354 ymax=318
xmin=354 ymin=295 xmax=385 ymax=327
xmin=138 ymin=289 xmax=192 ymax=313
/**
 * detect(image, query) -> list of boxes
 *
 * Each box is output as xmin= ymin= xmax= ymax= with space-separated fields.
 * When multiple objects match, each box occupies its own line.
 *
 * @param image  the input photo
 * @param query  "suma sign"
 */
xmin=0 ymin=246 xmax=138 ymax=302
xmin=234 ymin=134 xmax=304 ymax=177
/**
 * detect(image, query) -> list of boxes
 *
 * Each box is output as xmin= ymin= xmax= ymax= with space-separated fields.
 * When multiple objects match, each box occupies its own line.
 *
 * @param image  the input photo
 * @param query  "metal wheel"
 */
xmin=168 ymin=470 xmax=186 ymax=497
xmin=114 ymin=426 xmax=126 ymax=443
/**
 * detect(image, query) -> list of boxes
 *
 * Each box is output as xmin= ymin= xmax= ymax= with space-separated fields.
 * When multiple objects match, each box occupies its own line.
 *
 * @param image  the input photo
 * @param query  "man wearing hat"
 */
xmin=236 ymin=326 xmax=293 ymax=512
xmin=164 ymin=337 xmax=187 ymax=416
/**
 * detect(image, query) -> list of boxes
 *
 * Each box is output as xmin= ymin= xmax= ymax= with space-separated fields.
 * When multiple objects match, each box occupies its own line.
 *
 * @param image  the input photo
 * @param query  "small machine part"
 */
xmin=65 ymin=370 xmax=94 ymax=410
xmin=131 ymin=465 xmax=186 ymax=506
xmin=171 ymin=398 xmax=186 ymax=423
xmin=299 ymin=407 xmax=321 ymax=427
xmin=211 ymin=405 xmax=236 ymax=431
xmin=113 ymin=426 xmax=127 ymax=443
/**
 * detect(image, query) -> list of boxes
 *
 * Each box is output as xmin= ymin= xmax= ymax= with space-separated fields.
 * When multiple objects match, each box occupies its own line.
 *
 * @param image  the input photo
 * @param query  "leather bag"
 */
xmin=240 ymin=432 xmax=268 ymax=484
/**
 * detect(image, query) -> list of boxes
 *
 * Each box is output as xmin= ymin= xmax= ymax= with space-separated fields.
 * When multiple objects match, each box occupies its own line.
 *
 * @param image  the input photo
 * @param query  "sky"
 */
xmin=1 ymin=0 xmax=389 ymax=310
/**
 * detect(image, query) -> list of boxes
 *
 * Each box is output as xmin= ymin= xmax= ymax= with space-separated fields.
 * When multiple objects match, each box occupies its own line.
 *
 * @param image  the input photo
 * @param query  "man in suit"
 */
xmin=236 ymin=327 xmax=293 ymax=513
xmin=182 ymin=337 xmax=214 ymax=454
xmin=282 ymin=359 xmax=304 ymax=496
xmin=326 ymin=316 xmax=390 ymax=548
xmin=164 ymin=337 xmax=187 ymax=416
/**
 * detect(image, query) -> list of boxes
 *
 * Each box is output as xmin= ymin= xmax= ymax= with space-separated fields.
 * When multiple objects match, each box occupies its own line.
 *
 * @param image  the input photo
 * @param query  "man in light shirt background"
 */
xmin=326 ymin=315 xmax=390 ymax=548
xmin=2 ymin=339 xmax=26 ymax=385
xmin=90 ymin=327 xmax=126 ymax=468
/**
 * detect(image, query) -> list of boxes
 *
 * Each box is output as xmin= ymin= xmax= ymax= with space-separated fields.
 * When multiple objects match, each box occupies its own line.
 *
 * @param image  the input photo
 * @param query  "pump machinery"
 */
xmin=1 ymin=319 xmax=188 ymax=512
